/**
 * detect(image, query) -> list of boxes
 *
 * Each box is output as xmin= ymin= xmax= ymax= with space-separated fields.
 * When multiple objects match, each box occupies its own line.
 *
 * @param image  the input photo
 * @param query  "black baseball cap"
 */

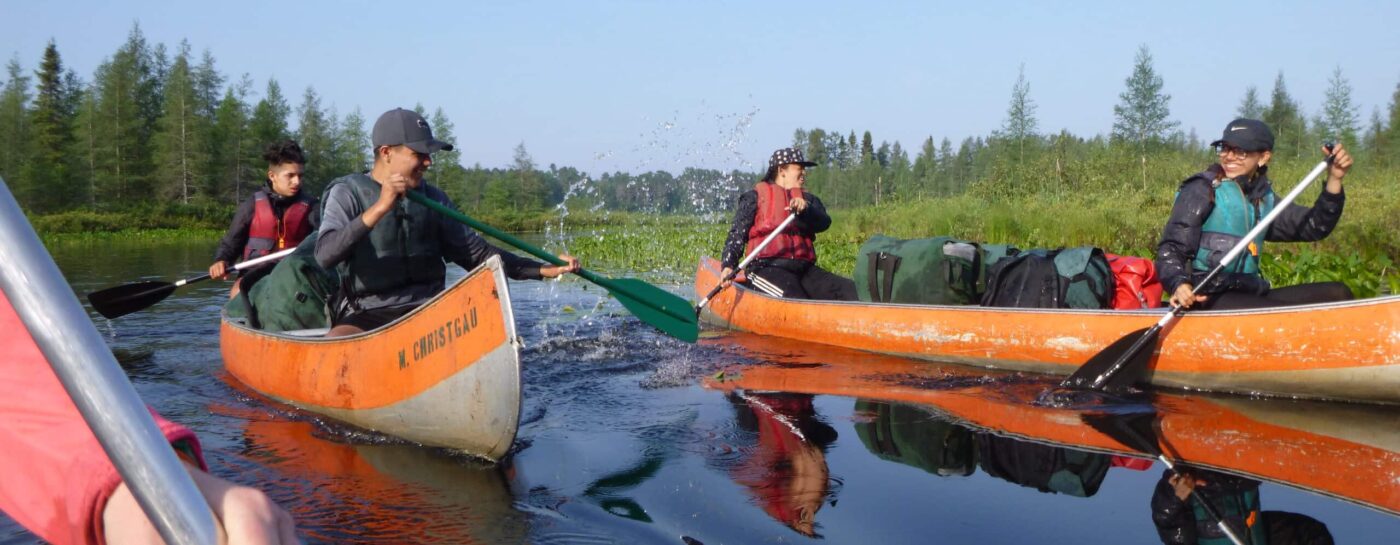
xmin=769 ymin=147 xmax=817 ymax=168
xmin=372 ymin=108 xmax=454 ymax=154
xmin=1210 ymin=118 xmax=1274 ymax=152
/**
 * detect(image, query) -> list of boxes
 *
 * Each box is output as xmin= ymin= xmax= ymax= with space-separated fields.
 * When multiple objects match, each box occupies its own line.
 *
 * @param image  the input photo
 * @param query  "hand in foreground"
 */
xmin=787 ymin=196 xmax=808 ymax=214
xmin=375 ymin=173 xmax=410 ymax=209
xmin=541 ymin=254 xmax=581 ymax=278
xmin=1167 ymin=472 xmax=1207 ymax=501
xmin=1325 ymin=143 xmax=1353 ymax=183
xmin=104 ymin=462 xmax=300 ymax=544
xmin=208 ymin=261 xmax=229 ymax=281
xmin=719 ymin=267 xmax=735 ymax=288
xmin=1169 ymin=284 xmax=1208 ymax=309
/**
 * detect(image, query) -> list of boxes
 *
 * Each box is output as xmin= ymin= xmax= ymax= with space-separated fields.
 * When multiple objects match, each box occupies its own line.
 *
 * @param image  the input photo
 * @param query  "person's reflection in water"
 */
xmin=1151 ymin=467 xmax=1334 ymax=545
xmin=728 ymin=392 xmax=838 ymax=538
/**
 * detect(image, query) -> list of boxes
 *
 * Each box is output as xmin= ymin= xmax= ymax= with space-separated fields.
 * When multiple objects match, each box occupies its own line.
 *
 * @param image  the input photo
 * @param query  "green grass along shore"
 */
xmin=36 ymin=163 xmax=1399 ymax=298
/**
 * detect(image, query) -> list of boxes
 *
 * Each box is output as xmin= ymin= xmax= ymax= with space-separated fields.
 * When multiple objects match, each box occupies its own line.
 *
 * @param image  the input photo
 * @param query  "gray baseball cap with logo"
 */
xmin=371 ymin=108 xmax=454 ymax=154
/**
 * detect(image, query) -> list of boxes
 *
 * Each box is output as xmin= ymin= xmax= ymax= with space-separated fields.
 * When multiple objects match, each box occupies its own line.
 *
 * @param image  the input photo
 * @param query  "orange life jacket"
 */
xmin=746 ymin=182 xmax=815 ymax=263
xmin=244 ymin=191 xmax=313 ymax=260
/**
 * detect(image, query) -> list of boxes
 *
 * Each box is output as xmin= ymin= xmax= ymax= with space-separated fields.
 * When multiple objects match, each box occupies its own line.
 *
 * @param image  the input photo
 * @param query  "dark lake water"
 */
xmin=4 ymin=238 xmax=1399 ymax=544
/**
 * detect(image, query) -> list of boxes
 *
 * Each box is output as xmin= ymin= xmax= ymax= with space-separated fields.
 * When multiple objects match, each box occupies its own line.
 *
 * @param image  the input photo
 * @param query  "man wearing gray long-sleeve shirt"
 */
xmin=317 ymin=108 xmax=579 ymax=336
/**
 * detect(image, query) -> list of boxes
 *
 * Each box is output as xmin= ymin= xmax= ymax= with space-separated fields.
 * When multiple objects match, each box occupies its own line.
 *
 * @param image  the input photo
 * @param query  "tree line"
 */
xmin=4 ymin=31 xmax=1400 ymax=220
xmin=793 ymin=47 xmax=1400 ymax=209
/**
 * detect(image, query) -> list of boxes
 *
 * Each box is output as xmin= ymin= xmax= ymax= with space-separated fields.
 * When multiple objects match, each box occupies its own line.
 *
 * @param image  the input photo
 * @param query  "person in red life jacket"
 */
xmin=0 ymin=289 xmax=300 ymax=544
xmin=726 ymin=392 xmax=837 ymax=538
xmin=719 ymin=147 xmax=857 ymax=300
xmin=208 ymin=140 xmax=318 ymax=293
xmin=1156 ymin=119 xmax=1354 ymax=310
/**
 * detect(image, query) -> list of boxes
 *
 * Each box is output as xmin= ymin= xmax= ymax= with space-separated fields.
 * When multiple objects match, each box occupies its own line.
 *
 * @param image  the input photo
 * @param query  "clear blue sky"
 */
xmin=3 ymin=0 xmax=1397 ymax=174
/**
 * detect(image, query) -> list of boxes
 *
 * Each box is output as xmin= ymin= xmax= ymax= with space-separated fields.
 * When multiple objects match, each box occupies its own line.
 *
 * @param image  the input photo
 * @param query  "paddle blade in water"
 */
xmin=1082 ymin=411 xmax=1162 ymax=456
xmin=603 ymin=277 xmax=699 ymax=343
xmin=1061 ymin=326 xmax=1160 ymax=391
xmin=87 ymin=281 xmax=178 ymax=319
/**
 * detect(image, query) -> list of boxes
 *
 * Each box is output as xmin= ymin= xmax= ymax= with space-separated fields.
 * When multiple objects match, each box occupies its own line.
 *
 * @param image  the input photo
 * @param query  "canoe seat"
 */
xmin=280 ymin=328 xmax=331 ymax=337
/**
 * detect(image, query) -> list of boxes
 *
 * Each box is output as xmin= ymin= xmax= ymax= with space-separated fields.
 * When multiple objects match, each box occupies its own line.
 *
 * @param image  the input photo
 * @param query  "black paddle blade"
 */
xmin=1061 ymin=326 xmax=1161 ymax=391
xmin=1082 ymin=411 xmax=1163 ymax=457
xmin=87 ymin=281 xmax=177 ymax=319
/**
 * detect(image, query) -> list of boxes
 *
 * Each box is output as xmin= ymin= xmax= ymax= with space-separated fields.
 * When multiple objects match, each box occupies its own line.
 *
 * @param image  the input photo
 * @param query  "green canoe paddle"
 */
xmin=407 ymin=190 xmax=698 ymax=343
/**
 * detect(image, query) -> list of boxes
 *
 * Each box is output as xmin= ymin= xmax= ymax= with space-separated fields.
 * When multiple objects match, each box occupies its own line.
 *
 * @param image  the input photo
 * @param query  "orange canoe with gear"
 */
xmin=703 ymin=344 xmax=1400 ymax=516
xmin=221 ymin=256 xmax=521 ymax=461
xmin=695 ymin=256 xmax=1400 ymax=404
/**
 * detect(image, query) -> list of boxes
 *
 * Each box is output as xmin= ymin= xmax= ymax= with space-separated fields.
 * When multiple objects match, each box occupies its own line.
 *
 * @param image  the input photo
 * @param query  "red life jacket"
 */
xmin=747 ymin=182 xmax=815 ymax=262
xmin=244 ymin=191 xmax=313 ymax=260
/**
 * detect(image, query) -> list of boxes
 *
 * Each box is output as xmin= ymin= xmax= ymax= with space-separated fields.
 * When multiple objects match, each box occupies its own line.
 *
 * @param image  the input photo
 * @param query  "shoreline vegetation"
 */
xmin=8 ymin=31 xmax=1398 ymax=296
xmin=33 ymin=151 xmax=1399 ymax=298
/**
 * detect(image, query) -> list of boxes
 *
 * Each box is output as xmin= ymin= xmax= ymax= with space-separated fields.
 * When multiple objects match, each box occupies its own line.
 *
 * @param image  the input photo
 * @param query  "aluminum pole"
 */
xmin=0 ymin=179 xmax=217 ymax=544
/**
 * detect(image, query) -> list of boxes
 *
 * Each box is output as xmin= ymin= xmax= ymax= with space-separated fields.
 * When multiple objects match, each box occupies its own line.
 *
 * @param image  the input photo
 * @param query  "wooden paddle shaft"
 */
xmin=0 ymin=182 xmax=219 ymax=544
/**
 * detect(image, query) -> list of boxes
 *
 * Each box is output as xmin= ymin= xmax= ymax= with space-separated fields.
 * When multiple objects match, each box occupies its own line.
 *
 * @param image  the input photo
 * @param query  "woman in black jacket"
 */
xmin=1155 ymin=119 xmax=1354 ymax=310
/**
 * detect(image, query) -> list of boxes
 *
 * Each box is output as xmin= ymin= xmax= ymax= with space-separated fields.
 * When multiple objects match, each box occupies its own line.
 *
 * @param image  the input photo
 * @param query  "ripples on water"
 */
xmin=2 ymin=239 xmax=1398 ymax=544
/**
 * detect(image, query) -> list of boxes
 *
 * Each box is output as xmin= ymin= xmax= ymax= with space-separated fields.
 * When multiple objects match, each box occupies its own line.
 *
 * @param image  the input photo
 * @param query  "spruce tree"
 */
xmin=427 ymin=108 xmax=463 ymax=198
xmin=1111 ymin=45 xmax=1178 ymax=153
xmin=0 ymin=56 xmax=33 ymax=206
xmin=93 ymin=23 xmax=162 ymax=203
xmin=913 ymin=136 xmax=936 ymax=195
xmin=1263 ymin=72 xmax=1307 ymax=159
xmin=71 ymin=80 xmax=99 ymax=206
xmin=1380 ymin=78 xmax=1400 ymax=166
xmin=210 ymin=77 xmax=250 ymax=203
xmin=805 ymin=128 xmax=828 ymax=166
xmin=1000 ymin=64 xmax=1039 ymax=163
xmin=25 ymin=41 xmax=78 ymax=211
xmin=1319 ymin=66 xmax=1360 ymax=145
xmin=1362 ymin=107 xmax=1385 ymax=165
xmin=247 ymin=78 xmax=290 ymax=174
xmin=294 ymin=86 xmax=333 ymax=196
xmin=153 ymin=42 xmax=210 ymax=204
xmin=512 ymin=142 xmax=542 ymax=211
xmin=337 ymin=107 xmax=369 ymax=176
xmin=1236 ymin=85 xmax=1264 ymax=119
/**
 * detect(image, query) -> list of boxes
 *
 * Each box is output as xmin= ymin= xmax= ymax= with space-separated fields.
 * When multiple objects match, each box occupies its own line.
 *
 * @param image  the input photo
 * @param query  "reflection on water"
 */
xmin=855 ymin=399 xmax=1340 ymax=544
xmin=1 ymin=239 xmax=1397 ymax=544
xmin=236 ymin=417 xmax=524 ymax=544
xmin=722 ymin=392 xmax=836 ymax=537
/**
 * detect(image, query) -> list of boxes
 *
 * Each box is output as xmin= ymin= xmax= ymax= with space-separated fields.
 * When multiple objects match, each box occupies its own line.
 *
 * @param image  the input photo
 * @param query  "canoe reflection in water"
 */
xmin=857 ymin=400 xmax=1118 ymax=498
xmin=231 ymin=416 xmax=526 ymax=544
xmin=857 ymin=400 xmax=1336 ymax=545
xmin=722 ymin=392 xmax=839 ymax=538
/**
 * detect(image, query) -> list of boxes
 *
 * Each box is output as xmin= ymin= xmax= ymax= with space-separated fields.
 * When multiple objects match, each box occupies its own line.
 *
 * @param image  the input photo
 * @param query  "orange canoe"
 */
xmin=695 ymin=257 xmax=1400 ymax=404
xmin=221 ymin=256 xmax=521 ymax=461
xmin=703 ymin=346 xmax=1400 ymax=516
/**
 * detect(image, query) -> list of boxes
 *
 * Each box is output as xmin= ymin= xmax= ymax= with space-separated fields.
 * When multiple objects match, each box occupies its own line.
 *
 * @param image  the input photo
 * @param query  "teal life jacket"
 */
xmin=1193 ymin=485 xmax=1268 ymax=545
xmin=328 ymin=173 xmax=446 ymax=302
xmin=1192 ymin=179 xmax=1275 ymax=276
